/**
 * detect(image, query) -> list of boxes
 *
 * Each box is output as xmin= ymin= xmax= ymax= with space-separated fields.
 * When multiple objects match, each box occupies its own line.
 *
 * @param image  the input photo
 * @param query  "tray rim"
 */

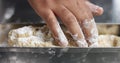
xmin=0 ymin=47 xmax=120 ymax=53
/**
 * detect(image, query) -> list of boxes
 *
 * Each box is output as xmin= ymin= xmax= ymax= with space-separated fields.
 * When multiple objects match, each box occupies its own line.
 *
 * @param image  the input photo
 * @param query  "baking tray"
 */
xmin=0 ymin=23 xmax=120 ymax=53
xmin=1 ymin=47 xmax=120 ymax=53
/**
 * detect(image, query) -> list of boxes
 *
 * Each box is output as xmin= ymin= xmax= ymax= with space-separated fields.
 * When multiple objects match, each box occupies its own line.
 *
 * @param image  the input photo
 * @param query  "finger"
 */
xmin=82 ymin=19 xmax=99 ymax=47
xmin=42 ymin=10 xmax=69 ymax=47
xmin=64 ymin=1 xmax=98 ymax=47
xmin=53 ymin=6 xmax=88 ymax=47
xmin=28 ymin=0 xmax=68 ymax=47
xmin=85 ymin=1 xmax=104 ymax=16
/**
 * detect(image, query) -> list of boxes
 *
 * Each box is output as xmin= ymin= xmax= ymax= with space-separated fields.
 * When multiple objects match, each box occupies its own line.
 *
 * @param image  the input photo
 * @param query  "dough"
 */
xmin=8 ymin=25 xmax=120 ymax=47
xmin=97 ymin=24 xmax=119 ymax=35
xmin=8 ymin=26 xmax=55 ymax=47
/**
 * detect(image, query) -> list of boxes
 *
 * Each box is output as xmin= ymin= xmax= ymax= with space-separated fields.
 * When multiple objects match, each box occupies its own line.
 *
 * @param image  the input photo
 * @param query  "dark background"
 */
xmin=0 ymin=0 xmax=118 ymax=23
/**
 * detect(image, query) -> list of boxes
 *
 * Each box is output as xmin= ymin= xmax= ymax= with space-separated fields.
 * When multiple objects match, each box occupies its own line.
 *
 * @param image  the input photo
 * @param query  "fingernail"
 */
xmin=76 ymin=39 xmax=88 ymax=47
xmin=87 ymin=36 xmax=98 ymax=46
xmin=69 ymin=33 xmax=88 ymax=47
xmin=58 ymin=41 xmax=68 ymax=47
xmin=95 ymin=6 xmax=103 ymax=13
xmin=89 ymin=42 xmax=99 ymax=47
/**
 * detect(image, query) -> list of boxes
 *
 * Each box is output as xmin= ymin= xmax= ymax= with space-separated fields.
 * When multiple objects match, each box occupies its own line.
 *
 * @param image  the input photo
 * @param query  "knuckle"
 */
xmin=60 ymin=7 xmax=70 ymax=17
xmin=65 ymin=15 xmax=76 ymax=24
xmin=79 ymin=13 xmax=93 ymax=23
xmin=61 ymin=8 xmax=68 ymax=14
xmin=59 ymin=8 xmax=77 ymax=25
xmin=45 ymin=13 xmax=56 ymax=23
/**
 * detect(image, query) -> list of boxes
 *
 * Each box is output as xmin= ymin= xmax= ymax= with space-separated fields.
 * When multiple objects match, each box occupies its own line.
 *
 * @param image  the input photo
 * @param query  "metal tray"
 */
xmin=1 ymin=47 xmax=120 ymax=53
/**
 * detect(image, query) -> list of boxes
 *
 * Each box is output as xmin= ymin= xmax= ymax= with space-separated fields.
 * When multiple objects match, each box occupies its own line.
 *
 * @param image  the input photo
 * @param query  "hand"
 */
xmin=85 ymin=1 xmax=103 ymax=16
xmin=28 ymin=0 xmax=104 ymax=47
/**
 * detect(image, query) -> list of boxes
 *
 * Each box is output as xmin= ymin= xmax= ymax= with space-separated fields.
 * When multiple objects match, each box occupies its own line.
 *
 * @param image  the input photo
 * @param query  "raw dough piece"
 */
xmin=8 ymin=26 xmax=120 ymax=47
xmin=97 ymin=24 xmax=119 ymax=35
xmin=8 ymin=26 xmax=55 ymax=47
xmin=98 ymin=35 xmax=120 ymax=47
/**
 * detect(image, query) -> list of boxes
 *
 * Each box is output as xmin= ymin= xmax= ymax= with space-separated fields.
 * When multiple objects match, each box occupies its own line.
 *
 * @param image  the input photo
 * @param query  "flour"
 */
xmin=14 ymin=26 xmax=33 ymax=36
xmin=71 ymin=34 xmax=88 ymax=47
xmin=56 ymin=25 xmax=68 ymax=47
xmin=83 ymin=18 xmax=98 ymax=46
xmin=8 ymin=26 xmax=54 ymax=47
xmin=76 ymin=39 xmax=88 ymax=47
xmin=8 ymin=25 xmax=120 ymax=47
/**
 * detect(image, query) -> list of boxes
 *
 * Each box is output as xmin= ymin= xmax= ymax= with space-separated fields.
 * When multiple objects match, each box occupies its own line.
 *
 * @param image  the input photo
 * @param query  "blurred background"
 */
xmin=0 ymin=0 xmax=120 ymax=24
